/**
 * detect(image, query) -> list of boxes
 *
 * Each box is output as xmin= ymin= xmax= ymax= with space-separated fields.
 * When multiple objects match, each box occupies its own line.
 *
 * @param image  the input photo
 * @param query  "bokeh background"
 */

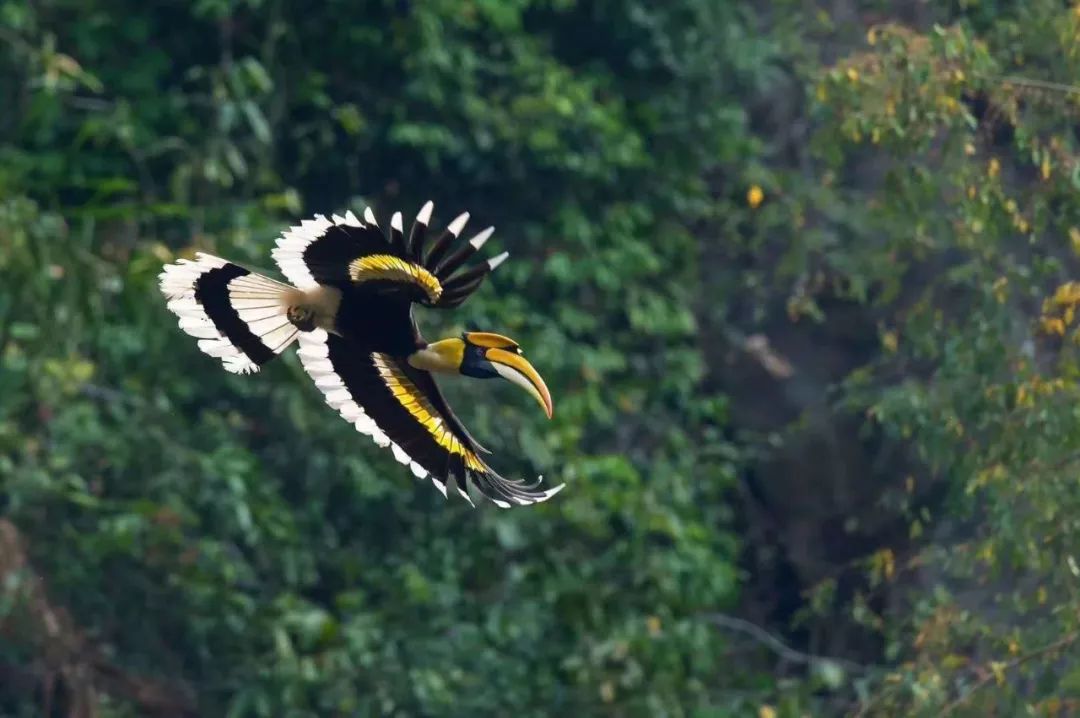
xmin=4 ymin=1 xmax=1080 ymax=716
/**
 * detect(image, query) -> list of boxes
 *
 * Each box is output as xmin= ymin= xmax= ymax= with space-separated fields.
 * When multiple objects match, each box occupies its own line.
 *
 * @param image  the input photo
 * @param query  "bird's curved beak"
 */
xmin=485 ymin=348 xmax=553 ymax=419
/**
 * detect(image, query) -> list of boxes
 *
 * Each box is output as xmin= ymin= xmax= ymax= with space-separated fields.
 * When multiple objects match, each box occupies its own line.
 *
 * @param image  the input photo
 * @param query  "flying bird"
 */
xmin=158 ymin=202 xmax=563 ymax=508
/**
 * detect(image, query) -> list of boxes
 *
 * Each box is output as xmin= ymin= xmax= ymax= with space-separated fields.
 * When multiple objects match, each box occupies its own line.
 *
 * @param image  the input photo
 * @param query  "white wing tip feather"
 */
xmin=273 ymin=219 xmax=327 ymax=289
xmin=469 ymin=227 xmax=495 ymax=250
xmin=417 ymin=201 xmax=434 ymax=226
xmin=456 ymin=485 xmax=476 ymax=507
xmin=488 ymin=251 xmax=509 ymax=270
xmin=391 ymin=443 xmax=411 ymax=465
xmin=447 ymin=212 xmax=470 ymax=237
xmin=538 ymin=483 xmax=566 ymax=500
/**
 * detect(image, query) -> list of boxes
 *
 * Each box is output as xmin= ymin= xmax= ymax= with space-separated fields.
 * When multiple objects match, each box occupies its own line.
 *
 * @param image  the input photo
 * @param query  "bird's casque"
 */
xmin=158 ymin=202 xmax=562 ymax=508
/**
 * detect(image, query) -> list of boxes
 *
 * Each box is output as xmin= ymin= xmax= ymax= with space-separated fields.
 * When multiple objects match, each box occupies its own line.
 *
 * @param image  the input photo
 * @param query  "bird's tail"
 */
xmin=159 ymin=253 xmax=303 ymax=374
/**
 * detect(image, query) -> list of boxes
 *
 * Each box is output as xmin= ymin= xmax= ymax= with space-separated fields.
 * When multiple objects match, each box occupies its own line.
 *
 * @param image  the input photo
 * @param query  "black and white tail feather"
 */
xmin=159 ymin=253 xmax=301 ymax=374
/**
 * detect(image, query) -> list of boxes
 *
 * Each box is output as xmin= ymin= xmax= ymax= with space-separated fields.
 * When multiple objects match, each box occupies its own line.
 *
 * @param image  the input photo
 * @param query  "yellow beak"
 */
xmin=485 ymin=347 xmax=553 ymax=419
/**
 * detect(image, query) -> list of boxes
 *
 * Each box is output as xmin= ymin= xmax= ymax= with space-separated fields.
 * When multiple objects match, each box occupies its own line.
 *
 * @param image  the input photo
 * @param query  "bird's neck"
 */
xmin=407 ymin=338 xmax=464 ymax=374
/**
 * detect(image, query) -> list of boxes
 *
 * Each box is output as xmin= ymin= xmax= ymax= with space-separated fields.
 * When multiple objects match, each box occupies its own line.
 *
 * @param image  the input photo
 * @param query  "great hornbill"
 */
xmin=158 ymin=203 xmax=562 ymax=508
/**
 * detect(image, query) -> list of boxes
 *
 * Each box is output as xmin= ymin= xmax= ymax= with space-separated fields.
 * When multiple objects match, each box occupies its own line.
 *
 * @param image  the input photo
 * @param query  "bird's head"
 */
xmin=408 ymin=331 xmax=553 ymax=418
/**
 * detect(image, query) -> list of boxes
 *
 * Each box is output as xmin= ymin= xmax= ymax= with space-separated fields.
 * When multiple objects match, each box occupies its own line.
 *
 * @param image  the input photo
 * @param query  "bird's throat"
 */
xmin=407 ymin=338 xmax=465 ymax=374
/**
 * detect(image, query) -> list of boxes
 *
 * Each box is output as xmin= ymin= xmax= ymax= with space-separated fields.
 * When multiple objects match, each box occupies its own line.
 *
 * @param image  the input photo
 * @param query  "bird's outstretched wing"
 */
xmin=271 ymin=203 xmax=508 ymax=310
xmin=295 ymin=328 xmax=564 ymax=507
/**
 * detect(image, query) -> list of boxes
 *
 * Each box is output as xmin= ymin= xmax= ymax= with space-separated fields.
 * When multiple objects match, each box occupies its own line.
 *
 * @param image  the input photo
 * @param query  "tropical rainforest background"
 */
xmin=4 ymin=0 xmax=1080 ymax=716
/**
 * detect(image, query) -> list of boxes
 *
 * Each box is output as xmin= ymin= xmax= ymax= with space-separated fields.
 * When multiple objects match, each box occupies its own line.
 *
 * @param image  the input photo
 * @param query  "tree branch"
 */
xmin=993 ymin=75 xmax=1080 ymax=98
xmin=0 ymin=520 xmax=197 ymax=717
xmin=941 ymin=631 xmax=1080 ymax=716
xmin=701 ymin=612 xmax=875 ymax=674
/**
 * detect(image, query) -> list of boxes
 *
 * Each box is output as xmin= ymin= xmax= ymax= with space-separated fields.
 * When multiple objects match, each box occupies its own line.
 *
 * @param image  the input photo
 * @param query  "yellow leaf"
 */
xmin=1053 ymin=282 xmax=1080 ymax=307
xmin=990 ymin=661 xmax=1006 ymax=686
xmin=759 ymin=706 xmax=777 ymax=718
xmin=846 ymin=67 xmax=859 ymax=83
xmin=992 ymin=276 xmax=1008 ymax=304
xmin=942 ymin=653 xmax=968 ymax=670
xmin=646 ymin=616 xmax=662 ymax=636
xmin=988 ymin=157 xmax=1001 ymax=178
xmin=150 ymin=242 xmax=174 ymax=263
xmin=871 ymin=548 xmax=896 ymax=581
xmin=52 ymin=53 xmax=83 ymax=77
xmin=747 ymin=185 xmax=765 ymax=209
xmin=1041 ymin=317 xmax=1066 ymax=336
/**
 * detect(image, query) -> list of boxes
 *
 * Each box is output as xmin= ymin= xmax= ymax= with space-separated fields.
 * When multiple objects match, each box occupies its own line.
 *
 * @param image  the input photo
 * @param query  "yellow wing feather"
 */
xmin=348 ymin=255 xmax=443 ymax=303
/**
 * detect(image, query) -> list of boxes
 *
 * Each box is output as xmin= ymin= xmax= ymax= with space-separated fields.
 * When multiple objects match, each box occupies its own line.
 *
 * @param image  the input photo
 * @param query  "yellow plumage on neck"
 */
xmin=407 ymin=338 xmax=465 ymax=373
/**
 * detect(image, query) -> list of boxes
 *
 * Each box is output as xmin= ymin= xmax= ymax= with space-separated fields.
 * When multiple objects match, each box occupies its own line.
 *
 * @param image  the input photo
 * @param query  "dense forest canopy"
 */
xmin=3 ymin=0 xmax=1080 ymax=716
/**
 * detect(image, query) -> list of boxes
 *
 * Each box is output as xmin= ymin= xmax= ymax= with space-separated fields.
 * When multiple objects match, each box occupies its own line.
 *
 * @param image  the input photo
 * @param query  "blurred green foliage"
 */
xmin=7 ymin=0 xmax=1080 ymax=716
xmin=0 ymin=0 xmax=755 ymax=715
